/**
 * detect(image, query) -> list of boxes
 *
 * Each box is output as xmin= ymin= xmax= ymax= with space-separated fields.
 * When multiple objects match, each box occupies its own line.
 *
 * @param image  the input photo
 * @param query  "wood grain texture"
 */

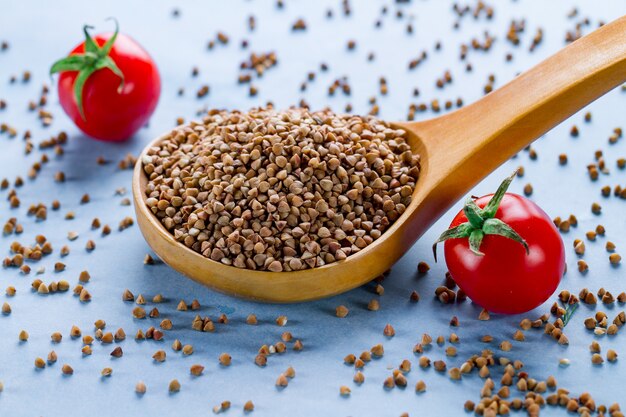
xmin=133 ymin=15 xmax=626 ymax=302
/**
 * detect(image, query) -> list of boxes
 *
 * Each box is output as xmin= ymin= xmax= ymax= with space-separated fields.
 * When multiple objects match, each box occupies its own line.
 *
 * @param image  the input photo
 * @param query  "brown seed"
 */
xmin=335 ymin=305 xmax=349 ymax=318
xmin=18 ymin=330 xmax=29 ymax=341
xmin=399 ymin=359 xmax=411 ymax=373
xmin=82 ymin=345 xmax=92 ymax=355
xmin=182 ymin=345 xmax=193 ymax=355
xmin=449 ymin=367 xmax=461 ymax=380
xmin=478 ymin=309 xmax=490 ymax=320
xmin=62 ymin=364 xmax=73 ymax=375
xmin=47 ymin=351 xmax=57 ymax=363
xmin=566 ymin=399 xmax=578 ymax=412
xmin=415 ymin=380 xmax=426 ymax=393
xmin=219 ymin=353 xmax=232 ymax=366
xmin=607 ymin=349 xmax=618 ymax=362
xmin=211 ymin=401 xmax=231 ymax=414
xmin=500 ymin=341 xmax=513 ymax=351
xmin=246 ymin=314 xmax=258 ymax=325
xmin=292 ymin=339 xmax=303 ymax=351
xmin=190 ymin=364 xmax=205 ymax=376
xmin=37 ymin=282 xmax=49 ymax=294
xmin=276 ymin=374 xmax=288 ymax=387
xmin=361 ymin=298 xmax=378 ymax=312
xmin=152 ymin=350 xmax=166 ymax=362
xmin=136 ymin=294 xmax=146 ymax=305
xmin=353 ymin=371 xmax=365 ymax=384
xmin=394 ymin=372 xmax=407 ymax=387
xmin=51 ymin=332 xmax=62 ymax=343
xmin=110 ymin=347 xmax=123 ymax=358
xmin=574 ymin=240 xmax=586 ymax=255
xmin=254 ymin=354 xmax=267 ymax=367
xmin=591 ymin=202 xmax=602 ymax=214
xmin=122 ymin=289 xmax=134 ymax=301
xmin=375 ymin=284 xmax=385 ymax=296
xmin=371 ymin=344 xmax=384 ymax=357
xmin=135 ymin=381 xmax=147 ymax=394
xmin=2 ymin=302 xmax=11 ymax=315
xmin=243 ymin=400 xmax=254 ymax=412
xmin=78 ymin=288 xmax=91 ymax=302
xmin=610 ymin=253 xmax=622 ymax=265
xmin=523 ymin=183 xmax=533 ymax=196
xmin=591 ymin=353 xmax=604 ymax=364
xmin=101 ymin=367 xmax=113 ymax=377
xmin=132 ymin=307 xmax=146 ymax=319
xmin=202 ymin=321 xmax=214 ymax=332
xmin=70 ymin=325 xmax=81 ymax=338
xmin=169 ymin=379 xmax=181 ymax=393
xmin=513 ymin=330 xmax=525 ymax=341
xmin=34 ymin=357 xmax=45 ymax=368
xmin=284 ymin=366 xmax=295 ymax=378
xmin=383 ymin=323 xmax=395 ymax=337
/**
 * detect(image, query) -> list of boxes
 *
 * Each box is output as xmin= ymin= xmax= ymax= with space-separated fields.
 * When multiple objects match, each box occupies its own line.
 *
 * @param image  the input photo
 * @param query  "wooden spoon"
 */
xmin=133 ymin=16 xmax=626 ymax=302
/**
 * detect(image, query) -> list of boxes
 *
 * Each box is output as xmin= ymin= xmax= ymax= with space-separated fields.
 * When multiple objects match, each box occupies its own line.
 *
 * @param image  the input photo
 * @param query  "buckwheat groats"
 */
xmin=142 ymin=106 xmax=420 ymax=271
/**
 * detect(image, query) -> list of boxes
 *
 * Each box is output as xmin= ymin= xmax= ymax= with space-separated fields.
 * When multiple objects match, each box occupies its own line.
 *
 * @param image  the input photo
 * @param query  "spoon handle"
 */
xmin=416 ymin=14 xmax=626 ymax=198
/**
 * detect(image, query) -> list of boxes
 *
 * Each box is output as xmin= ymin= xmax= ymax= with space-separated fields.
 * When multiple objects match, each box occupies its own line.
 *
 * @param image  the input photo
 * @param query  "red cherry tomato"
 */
xmin=437 ymin=174 xmax=565 ymax=314
xmin=51 ymin=22 xmax=160 ymax=141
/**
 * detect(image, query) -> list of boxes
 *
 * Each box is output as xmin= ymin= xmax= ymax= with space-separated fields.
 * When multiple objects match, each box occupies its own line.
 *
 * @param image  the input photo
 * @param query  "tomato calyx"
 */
xmin=433 ymin=170 xmax=529 ymax=261
xmin=561 ymin=302 xmax=579 ymax=327
xmin=50 ymin=18 xmax=125 ymax=120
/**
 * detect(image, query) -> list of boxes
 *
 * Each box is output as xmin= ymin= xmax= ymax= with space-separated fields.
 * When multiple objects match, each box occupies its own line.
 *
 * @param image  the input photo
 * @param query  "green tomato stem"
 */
xmin=433 ymin=169 xmax=529 ymax=261
xmin=50 ymin=18 xmax=124 ymax=120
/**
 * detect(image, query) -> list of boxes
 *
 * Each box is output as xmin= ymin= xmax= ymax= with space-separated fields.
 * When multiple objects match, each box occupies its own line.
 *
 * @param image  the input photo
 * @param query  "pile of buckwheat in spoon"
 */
xmin=142 ymin=106 xmax=420 ymax=271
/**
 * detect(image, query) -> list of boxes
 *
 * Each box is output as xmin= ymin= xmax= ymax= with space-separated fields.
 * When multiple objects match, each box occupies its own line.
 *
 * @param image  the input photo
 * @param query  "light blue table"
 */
xmin=1 ymin=1 xmax=625 ymax=415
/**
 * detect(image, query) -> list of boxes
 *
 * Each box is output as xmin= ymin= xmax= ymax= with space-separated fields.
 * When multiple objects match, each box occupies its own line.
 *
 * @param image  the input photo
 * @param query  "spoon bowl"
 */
xmin=133 ymin=16 xmax=626 ymax=302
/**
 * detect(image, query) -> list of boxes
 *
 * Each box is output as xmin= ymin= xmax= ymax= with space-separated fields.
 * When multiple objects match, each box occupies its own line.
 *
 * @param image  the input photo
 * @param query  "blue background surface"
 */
xmin=1 ymin=1 xmax=625 ymax=416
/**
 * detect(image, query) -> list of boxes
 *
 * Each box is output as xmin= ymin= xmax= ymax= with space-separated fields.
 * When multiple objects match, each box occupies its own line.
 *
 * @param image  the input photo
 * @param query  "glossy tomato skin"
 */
xmin=444 ymin=193 xmax=565 ymax=314
xmin=58 ymin=32 xmax=160 ymax=141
